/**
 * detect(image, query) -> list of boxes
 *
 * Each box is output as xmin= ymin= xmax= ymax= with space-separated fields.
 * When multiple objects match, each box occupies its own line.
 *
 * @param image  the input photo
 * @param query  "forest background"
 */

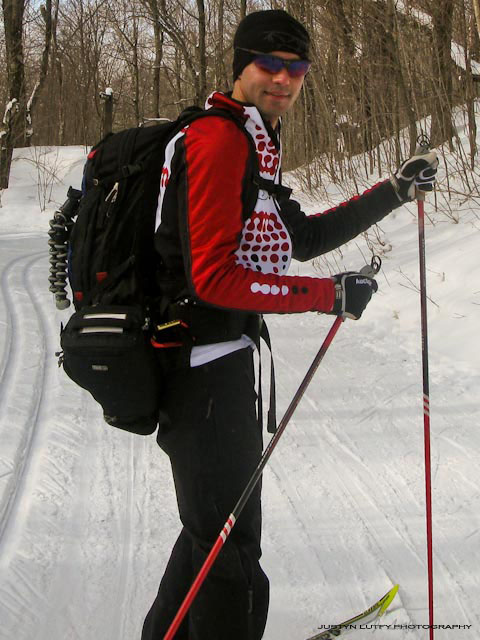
xmin=2 ymin=0 xmax=480 ymax=206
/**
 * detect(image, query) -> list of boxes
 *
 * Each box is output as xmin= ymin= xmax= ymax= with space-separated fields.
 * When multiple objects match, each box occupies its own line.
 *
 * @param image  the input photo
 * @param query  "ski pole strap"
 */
xmin=257 ymin=320 xmax=277 ymax=434
xmin=415 ymin=133 xmax=430 ymax=203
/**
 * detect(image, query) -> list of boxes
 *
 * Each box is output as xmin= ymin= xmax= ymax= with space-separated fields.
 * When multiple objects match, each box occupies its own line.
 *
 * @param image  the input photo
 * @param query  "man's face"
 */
xmin=232 ymin=51 xmax=305 ymax=127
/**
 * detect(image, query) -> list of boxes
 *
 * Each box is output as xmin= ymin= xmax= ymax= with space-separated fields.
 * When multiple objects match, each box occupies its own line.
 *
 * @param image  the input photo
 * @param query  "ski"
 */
xmin=305 ymin=584 xmax=399 ymax=640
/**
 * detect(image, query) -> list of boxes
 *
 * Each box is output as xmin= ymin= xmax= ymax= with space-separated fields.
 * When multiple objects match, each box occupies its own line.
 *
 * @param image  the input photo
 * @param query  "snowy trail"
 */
xmin=0 ymin=224 xmax=478 ymax=640
xmin=261 ymin=311 xmax=480 ymax=639
xmin=0 ymin=235 xmax=181 ymax=640
xmin=0 ymin=248 xmax=49 ymax=551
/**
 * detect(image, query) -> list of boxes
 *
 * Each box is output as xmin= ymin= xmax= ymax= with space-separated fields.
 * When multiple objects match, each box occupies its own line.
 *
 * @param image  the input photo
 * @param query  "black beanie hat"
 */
xmin=232 ymin=10 xmax=310 ymax=81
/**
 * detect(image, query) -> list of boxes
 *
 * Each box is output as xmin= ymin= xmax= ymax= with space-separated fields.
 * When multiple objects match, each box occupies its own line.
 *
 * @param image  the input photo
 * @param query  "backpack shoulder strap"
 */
xmin=183 ymin=107 xmax=292 ymax=206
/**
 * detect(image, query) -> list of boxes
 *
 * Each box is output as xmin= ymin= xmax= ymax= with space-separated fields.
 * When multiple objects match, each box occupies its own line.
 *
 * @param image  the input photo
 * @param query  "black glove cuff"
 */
xmin=389 ymin=175 xmax=411 ymax=203
xmin=332 ymin=283 xmax=343 ymax=315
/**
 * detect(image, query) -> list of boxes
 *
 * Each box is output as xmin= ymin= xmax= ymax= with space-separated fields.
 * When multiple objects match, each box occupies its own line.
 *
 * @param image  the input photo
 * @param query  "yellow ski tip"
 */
xmin=378 ymin=584 xmax=399 ymax=617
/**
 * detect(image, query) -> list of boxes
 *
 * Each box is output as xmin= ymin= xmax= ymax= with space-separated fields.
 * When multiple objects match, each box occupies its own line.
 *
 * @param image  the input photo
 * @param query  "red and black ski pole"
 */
xmin=163 ymin=257 xmax=381 ymax=640
xmin=415 ymin=134 xmax=435 ymax=640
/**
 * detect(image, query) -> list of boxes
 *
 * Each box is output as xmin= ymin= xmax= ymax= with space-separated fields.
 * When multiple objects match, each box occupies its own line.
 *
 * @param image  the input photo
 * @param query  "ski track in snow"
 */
xmin=262 ymin=333 xmax=410 ymax=639
xmin=0 ymin=236 xmax=177 ymax=640
xmin=0 ymin=246 xmax=59 ymax=636
xmin=0 ymin=250 xmax=49 ymax=550
xmin=0 ymin=233 xmax=479 ymax=640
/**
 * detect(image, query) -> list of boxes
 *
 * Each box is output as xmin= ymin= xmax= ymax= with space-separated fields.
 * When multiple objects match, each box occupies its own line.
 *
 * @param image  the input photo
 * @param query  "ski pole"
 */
xmin=415 ymin=133 xmax=434 ymax=640
xmin=163 ymin=257 xmax=381 ymax=640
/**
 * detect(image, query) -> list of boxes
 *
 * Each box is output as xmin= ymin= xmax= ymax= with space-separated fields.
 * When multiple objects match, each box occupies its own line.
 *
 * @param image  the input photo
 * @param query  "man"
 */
xmin=142 ymin=9 xmax=437 ymax=640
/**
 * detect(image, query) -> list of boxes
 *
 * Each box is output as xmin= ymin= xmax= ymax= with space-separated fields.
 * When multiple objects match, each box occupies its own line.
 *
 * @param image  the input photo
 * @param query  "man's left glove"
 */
xmin=330 ymin=272 xmax=378 ymax=320
xmin=390 ymin=150 xmax=438 ymax=202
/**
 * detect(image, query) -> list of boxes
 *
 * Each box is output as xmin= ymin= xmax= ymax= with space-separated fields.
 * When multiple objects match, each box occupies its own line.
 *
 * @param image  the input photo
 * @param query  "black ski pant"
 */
xmin=142 ymin=347 xmax=270 ymax=640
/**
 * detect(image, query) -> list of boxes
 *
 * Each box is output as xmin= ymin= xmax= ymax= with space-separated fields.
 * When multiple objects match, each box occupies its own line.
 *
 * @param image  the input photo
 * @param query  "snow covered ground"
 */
xmin=0 ymin=133 xmax=478 ymax=640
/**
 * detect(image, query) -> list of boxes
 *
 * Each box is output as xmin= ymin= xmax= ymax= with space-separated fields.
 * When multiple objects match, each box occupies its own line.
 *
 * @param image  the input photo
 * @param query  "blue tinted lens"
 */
xmin=288 ymin=60 xmax=311 ymax=77
xmin=254 ymin=55 xmax=311 ymax=77
xmin=255 ymin=55 xmax=285 ymax=74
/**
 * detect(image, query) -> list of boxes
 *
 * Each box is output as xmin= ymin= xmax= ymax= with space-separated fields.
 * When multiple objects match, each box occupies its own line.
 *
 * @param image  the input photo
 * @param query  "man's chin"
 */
xmin=258 ymin=102 xmax=290 ymax=123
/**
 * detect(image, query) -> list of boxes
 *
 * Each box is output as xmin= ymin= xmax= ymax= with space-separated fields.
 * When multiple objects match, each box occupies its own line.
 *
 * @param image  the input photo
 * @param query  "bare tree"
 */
xmin=214 ymin=0 xmax=228 ymax=89
xmin=107 ymin=0 xmax=143 ymax=124
xmin=196 ymin=0 xmax=207 ymax=103
xmin=153 ymin=0 xmax=208 ymax=106
xmin=141 ymin=0 xmax=165 ymax=118
xmin=57 ymin=0 xmax=111 ymax=144
xmin=239 ymin=0 xmax=246 ymax=21
xmin=26 ymin=0 xmax=54 ymax=145
xmin=1 ymin=0 xmax=26 ymax=187
xmin=0 ymin=0 xmax=478 ymax=210
xmin=429 ymin=0 xmax=455 ymax=146
xmin=51 ymin=0 xmax=65 ymax=144
xmin=461 ymin=0 xmax=477 ymax=167
xmin=472 ymin=0 xmax=480 ymax=43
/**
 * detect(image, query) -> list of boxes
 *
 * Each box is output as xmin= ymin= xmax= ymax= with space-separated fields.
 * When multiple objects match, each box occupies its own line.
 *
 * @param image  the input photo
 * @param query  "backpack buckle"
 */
xmin=121 ymin=163 xmax=142 ymax=178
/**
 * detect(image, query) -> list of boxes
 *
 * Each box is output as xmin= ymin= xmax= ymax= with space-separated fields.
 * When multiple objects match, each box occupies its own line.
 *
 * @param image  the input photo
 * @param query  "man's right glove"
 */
xmin=390 ymin=150 xmax=438 ymax=202
xmin=330 ymin=272 xmax=378 ymax=320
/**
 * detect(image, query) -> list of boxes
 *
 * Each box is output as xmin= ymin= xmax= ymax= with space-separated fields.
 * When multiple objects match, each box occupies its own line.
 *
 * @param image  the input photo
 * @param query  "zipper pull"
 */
xmin=104 ymin=182 xmax=119 ymax=219
xmin=105 ymin=182 xmax=119 ymax=204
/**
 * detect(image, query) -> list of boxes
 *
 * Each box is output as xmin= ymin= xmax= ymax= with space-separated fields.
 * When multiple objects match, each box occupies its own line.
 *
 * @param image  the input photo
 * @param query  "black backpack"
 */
xmin=49 ymin=107 xmax=286 ymax=436
xmin=49 ymin=119 xmax=185 ymax=435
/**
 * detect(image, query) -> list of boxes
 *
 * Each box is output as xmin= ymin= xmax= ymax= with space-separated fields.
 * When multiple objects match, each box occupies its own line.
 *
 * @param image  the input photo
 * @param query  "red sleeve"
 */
xmin=182 ymin=116 xmax=335 ymax=314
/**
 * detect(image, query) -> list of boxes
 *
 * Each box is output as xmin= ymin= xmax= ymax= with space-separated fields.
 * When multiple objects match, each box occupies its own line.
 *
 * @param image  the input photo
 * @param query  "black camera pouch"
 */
xmin=60 ymin=305 xmax=162 ymax=435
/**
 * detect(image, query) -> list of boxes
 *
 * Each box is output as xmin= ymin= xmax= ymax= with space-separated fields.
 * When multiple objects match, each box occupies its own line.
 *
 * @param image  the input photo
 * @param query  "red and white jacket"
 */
xmin=154 ymin=91 xmax=401 ymax=319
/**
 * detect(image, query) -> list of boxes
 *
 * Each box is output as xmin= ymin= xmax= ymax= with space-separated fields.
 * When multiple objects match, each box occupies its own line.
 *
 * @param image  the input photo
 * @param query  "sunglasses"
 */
xmin=238 ymin=48 xmax=311 ymax=78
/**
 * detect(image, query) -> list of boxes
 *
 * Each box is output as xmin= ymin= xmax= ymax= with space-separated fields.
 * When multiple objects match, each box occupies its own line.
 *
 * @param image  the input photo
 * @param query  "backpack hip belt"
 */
xmin=165 ymin=300 xmax=262 ymax=347
xmin=162 ymin=302 xmax=276 ymax=433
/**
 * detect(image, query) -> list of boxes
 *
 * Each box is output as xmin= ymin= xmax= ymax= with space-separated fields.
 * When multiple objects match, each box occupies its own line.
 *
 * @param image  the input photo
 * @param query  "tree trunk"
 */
xmin=26 ymin=0 xmax=53 ymax=146
xmin=0 ymin=100 xmax=18 ymax=188
xmin=101 ymin=90 xmax=114 ymax=135
xmin=157 ymin=2 xmax=199 ymax=108
xmin=430 ymin=0 xmax=455 ymax=147
xmin=51 ymin=0 xmax=65 ymax=145
xmin=1 ymin=0 xmax=26 ymax=188
xmin=132 ymin=17 xmax=141 ymax=124
xmin=472 ymin=0 xmax=480 ymax=44
xmin=463 ymin=0 xmax=478 ymax=167
xmin=150 ymin=1 xmax=164 ymax=118
xmin=196 ymin=0 xmax=207 ymax=105
xmin=215 ymin=0 xmax=228 ymax=90
xmin=386 ymin=0 xmax=417 ymax=155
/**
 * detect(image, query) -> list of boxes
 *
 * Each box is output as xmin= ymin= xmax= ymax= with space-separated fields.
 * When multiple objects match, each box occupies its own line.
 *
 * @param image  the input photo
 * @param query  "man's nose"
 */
xmin=271 ymin=67 xmax=290 ymax=84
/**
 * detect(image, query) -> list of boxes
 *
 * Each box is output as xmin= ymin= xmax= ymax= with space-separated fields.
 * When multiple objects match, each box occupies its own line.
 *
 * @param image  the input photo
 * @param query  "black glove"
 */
xmin=330 ymin=272 xmax=378 ymax=320
xmin=390 ymin=150 xmax=438 ymax=202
